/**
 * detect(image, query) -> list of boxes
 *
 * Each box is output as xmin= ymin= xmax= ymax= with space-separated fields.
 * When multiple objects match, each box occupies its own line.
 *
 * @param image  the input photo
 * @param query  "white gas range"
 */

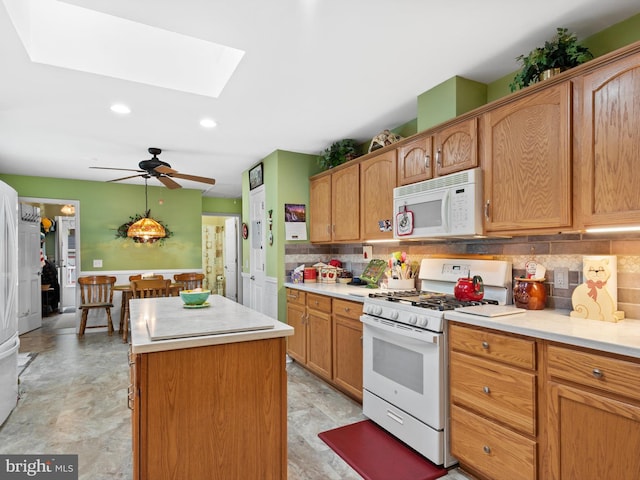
xmin=361 ymin=258 xmax=513 ymax=468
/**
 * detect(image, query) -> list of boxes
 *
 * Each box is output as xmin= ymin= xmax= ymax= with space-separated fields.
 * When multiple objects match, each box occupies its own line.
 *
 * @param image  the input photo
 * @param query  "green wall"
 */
xmin=240 ymin=150 xmax=321 ymax=320
xmin=202 ymin=196 xmax=242 ymax=215
xmin=0 ymin=174 xmax=240 ymax=271
xmin=417 ymin=76 xmax=487 ymax=131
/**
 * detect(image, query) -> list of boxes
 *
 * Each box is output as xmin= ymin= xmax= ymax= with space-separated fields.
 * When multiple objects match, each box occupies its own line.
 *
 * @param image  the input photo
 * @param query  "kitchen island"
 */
xmin=129 ymin=295 xmax=293 ymax=480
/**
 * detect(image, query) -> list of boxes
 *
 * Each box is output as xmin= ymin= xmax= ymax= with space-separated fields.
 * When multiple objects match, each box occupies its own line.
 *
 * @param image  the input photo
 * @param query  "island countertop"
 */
xmin=130 ymin=295 xmax=293 ymax=354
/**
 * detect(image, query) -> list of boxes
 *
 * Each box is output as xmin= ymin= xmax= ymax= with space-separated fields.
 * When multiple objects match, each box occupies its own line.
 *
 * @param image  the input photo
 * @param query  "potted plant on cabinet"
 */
xmin=318 ymin=139 xmax=360 ymax=171
xmin=510 ymin=27 xmax=593 ymax=92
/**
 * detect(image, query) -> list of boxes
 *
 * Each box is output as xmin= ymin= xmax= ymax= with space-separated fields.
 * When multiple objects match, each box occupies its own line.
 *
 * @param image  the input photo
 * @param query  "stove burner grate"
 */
xmin=368 ymin=290 xmax=498 ymax=311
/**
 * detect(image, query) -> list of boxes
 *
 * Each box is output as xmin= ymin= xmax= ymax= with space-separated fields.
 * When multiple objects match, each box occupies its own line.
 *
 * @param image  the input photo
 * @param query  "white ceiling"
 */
xmin=0 ymin=0 xmax=638 ymax=198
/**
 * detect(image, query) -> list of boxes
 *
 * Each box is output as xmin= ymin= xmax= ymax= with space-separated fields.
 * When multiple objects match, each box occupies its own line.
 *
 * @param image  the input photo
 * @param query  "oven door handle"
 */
xmin=361 ymin=315 xmax=440 ymax=345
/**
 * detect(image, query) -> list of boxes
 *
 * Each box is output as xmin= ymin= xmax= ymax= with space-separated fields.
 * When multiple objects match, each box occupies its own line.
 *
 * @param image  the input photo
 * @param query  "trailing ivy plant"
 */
xmin=318 ymin=139 xmax=360 ymax=171
xmin=510 ymin=28 xmax=593 ymax=92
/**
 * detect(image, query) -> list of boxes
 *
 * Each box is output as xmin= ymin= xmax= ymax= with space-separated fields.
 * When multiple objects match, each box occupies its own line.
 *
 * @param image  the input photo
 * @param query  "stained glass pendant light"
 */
xmin=127 ymin=177 xmax=166 ymax=241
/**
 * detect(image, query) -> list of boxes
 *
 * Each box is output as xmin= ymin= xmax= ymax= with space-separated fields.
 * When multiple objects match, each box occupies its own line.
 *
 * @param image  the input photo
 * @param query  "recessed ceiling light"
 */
xmin=200 ymin=118 xmax=217 ymax=128
xmin=110 ymin=103 xmax=131 ymax=114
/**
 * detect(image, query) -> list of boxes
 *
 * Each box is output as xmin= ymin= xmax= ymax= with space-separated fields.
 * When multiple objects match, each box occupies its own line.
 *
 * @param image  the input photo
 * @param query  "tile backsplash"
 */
xmin=285 ymin=233 xmax=640 ymax=319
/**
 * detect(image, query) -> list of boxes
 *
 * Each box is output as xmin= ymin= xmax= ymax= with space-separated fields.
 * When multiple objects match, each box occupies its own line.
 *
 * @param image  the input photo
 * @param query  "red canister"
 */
xmin=304 ymin=267 xmax=317 ymax=283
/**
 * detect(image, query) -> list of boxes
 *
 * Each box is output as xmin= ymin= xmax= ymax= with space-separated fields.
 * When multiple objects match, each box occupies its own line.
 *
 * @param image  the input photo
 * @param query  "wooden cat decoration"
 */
xmin=571 ymin=257 xmax=624 ymax=322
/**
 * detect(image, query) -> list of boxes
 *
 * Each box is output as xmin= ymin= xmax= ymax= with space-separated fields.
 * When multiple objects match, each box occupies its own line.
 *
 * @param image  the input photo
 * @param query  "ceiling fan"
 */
xmin=90 ymin=147 xmax=216 ymax=190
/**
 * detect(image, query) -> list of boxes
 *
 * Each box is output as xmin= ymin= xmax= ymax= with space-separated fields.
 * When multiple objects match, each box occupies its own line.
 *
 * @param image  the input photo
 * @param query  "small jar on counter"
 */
xmin=513 ymin=278 xmax=547 ymax=310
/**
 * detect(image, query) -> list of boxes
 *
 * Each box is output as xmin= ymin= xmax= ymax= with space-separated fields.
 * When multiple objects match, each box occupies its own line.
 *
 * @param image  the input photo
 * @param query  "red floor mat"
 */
xmin=318 ymin=420 xmax=448 ymax=480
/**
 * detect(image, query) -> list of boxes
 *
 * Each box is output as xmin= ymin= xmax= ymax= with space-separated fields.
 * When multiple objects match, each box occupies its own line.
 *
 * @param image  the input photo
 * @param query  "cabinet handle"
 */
xmin=592 ymin=368 xmax=604 ymax=379
xmin=332 ymin=224 xmax=335 ymax=233
xmin=483 ymin=386 xmax=491 ymax=394
xmin=482 ymin=341 xmax=490 ymax=350
xmin=436 ymin=148 xmax=441 ymax=167
xmin=344 ymin=307 xmax=350 ymax=312
xmin=484 ymin=200 xmax=490 ymax=221
xmin=127 ymin=385 xmax=134 ymax=410
xmin=424 ymin=154 xmax=431 ymax=170
xmin=483 ymin=445 xmax=491 ymax=454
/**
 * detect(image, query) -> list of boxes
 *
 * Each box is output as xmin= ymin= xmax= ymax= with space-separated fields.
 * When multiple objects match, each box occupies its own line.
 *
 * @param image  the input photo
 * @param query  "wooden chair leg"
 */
xmin=79 ymin=309 xmax=88 ymax=336
xmin=106 ymin=308 xmax=114 ymax=335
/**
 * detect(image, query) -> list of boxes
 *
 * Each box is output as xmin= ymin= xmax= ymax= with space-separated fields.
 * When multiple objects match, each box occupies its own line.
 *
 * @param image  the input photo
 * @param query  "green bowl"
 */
xmin=179 ymin=289 xmax=211 ymax=305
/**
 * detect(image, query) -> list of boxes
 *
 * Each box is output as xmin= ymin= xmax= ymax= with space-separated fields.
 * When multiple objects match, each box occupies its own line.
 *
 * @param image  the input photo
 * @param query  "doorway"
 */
xmin=19 ymin=197 xmax=80 ymax=315
xmin=202 ymin=214 xmax=241 ymax=304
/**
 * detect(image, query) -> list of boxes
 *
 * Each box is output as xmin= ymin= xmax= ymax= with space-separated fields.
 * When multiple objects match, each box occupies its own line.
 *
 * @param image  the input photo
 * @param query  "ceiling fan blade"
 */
xmin=107 ymin=174 xmax=146 ymax=182
xmin=90 ymin=166 xmax=145 ymax=173
xmin=154 ymin=165 xmax=177 ymax=174
xmin=166 ymin=172 xmax=216 ymax=185
xmin=157 ymin=176 xmax=182 ymax=190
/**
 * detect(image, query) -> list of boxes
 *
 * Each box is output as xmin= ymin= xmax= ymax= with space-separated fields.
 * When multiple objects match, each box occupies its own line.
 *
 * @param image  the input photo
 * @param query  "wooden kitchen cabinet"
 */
xmin=483 ymin=82 xmax=572 ymax=234
xmin=434 ymin=117 xmax=478 ymax=176
xmin=305 ymin=293 xmax=333 ymax=381
xmin=309 ymin=163 xmax=360 ymax=243
xmin=544 ymin=343 xmax=640 ymax=479
xmin=397 ymin=133 xmax=433 ymax=185
xmin=332 ymin=298 xmax=364 ymax=402
xmin=309 ymin=175 xmax=332 ymax=242
xmin=578 ymin=51 xmax=640 ymax=229
xmin=360 ymin=150 xmax=397 ymax=241
xmin=286 ymin=289 xmax=363 ymax=402
xmin=449 ymin=322 xmax=538 ymax=480
xmin=286 ymin=288 xmax=307 ymax=363
xmin=131 ymin=339 xmax=287 ymax=480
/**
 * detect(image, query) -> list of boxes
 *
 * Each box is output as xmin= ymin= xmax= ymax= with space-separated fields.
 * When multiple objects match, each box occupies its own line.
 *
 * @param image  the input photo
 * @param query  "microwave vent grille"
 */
xmin=395 ymin=168 xmax=479 ymax=197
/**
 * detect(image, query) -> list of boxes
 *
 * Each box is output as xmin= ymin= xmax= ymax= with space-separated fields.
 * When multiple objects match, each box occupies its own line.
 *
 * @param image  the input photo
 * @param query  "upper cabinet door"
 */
xmin=397 ymin=133 xmax=433 ymax=185
xmin=434 ymin=117 xmax=478 ymax=176
xmin=580 ymin=52 xmax=640 ymax=229
xmin=331 ymin=163 xmax=360 ymax=242
xmin=360 ymin=150 xmax=397 ymax=241
xmin=483 ymin=82 xmax=572 ymax=234
xmin=309 ymin=175 xmax=332 ymax=243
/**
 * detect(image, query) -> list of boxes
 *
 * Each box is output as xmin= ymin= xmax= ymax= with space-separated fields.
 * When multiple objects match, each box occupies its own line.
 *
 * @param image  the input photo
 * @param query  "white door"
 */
xmin=55 ymin=216 xmax=76 ymax=312
xmin=249 ymin=186 xmax=266 ymax=313
xmin=18 ymin=205 xmax=42 ymax=334
xmin=224 ymin=217 xmax=238 ymax=302
xmin=0 ymin=182 xmax=18 ymax=342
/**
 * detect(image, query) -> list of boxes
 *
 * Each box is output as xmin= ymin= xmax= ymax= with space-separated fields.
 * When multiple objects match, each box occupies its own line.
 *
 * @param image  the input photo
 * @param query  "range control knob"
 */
xmin=418 ymin=316 xmax=428 ymax=327
xmin=389 ymin=311 xmax=399 ymax=320
xmin=408 ymin=314 xmax=417 ymax=325
xmin=374 ymin=306 xmax=383 ymax=316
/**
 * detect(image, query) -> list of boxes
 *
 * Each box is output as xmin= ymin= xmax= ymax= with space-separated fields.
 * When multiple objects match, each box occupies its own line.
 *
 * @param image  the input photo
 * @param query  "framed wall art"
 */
xmin=249 ymin=162 xmax=264 ymax=190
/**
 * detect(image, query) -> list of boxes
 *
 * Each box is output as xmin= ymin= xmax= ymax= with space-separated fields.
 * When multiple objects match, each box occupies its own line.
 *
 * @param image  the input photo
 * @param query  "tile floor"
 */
xmin=0 ymin=314 xmax=471 ymax=480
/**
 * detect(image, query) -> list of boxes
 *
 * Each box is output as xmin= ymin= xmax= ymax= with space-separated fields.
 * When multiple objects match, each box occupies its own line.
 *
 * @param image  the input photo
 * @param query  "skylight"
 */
xmin=2 ymin=0 xmax=245 ymax=98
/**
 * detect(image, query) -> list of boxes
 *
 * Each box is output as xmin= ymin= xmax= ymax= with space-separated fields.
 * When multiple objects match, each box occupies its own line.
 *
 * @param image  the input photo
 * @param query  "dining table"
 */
xmin=114 ymin=282 xmax=183 ymax=342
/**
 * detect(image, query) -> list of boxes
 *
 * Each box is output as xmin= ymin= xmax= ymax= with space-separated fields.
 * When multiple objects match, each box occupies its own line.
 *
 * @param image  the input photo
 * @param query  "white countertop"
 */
xmin=445 ymin=309 xmax=640 ymax=359
xmin=130 ymin=295 xmax=293 ymax=354
xmin=284 ymin=281 xmax=377 ymax=302
xmin=286 ymin=281 xmax=640 ymax=359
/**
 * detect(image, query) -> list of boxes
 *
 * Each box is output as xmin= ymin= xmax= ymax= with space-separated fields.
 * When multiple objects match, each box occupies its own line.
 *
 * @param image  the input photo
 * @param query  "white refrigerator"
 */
xmin=0 ymin=180 xmax=19 ymax=425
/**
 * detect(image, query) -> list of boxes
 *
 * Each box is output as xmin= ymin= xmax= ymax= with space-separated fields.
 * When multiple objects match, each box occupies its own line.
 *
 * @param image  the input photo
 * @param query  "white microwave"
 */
xmin=393 ymin=168 xmax=483 ymax=239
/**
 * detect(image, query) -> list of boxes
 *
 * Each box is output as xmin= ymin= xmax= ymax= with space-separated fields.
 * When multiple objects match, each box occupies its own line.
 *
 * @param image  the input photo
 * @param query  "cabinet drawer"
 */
xmin=333 ymin=299 xmax=362 ymax=321
xmin=286 ymin=288 xmax=306 ymax=306
xmin=449 ymin=323 xmax=536 ymax=369
xmin=547 ymin=344 xmax=640 ymax=400
xmin=450 ymin=351 xmax=536 ymax=436
xmin=307 ymin=293 xmax=332 ymax=313
xmin=451 ymin=405 xmax=536 ymax=480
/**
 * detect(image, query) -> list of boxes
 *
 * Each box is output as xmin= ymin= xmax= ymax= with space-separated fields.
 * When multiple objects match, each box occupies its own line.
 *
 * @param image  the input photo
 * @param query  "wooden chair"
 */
xmin=78 ymin=275 xmax=117 ymax=337
xmin=131 ymin=278 xmax=171 ymax=299
xmin=174 ymin=273 xmax=205 ymax=291
xmin=128 ymin=274 xmax=164 ymax=281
